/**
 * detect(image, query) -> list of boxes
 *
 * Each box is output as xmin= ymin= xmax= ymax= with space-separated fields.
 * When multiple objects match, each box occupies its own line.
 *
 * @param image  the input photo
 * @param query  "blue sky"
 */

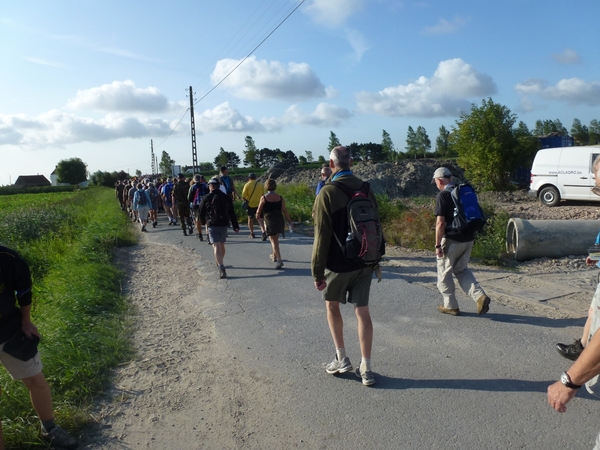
xmin=1 ymin=0 xmax=599 ymax=185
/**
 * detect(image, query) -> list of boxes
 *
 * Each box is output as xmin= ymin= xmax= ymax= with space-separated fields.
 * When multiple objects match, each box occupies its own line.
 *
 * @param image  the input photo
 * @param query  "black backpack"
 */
xmin=330 ymin=181 xmax=384 ymax=268
xmin=448 ymin=183 xmax=486 ymax=235
xmin=207 ymin=192 xmax=229 ymax=226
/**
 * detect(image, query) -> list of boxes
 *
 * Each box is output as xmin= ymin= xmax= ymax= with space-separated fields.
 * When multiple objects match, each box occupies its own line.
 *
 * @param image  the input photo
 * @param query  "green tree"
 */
xmin=89 ymin=170 xmax=118 ymax=187
xmin=435 ymin=125 xmax=452 ymax=158
xmin=590 ymin=119 xmax=600 ymax=145
xmin=317 ymin=155 xmax=326 ymax=164
xmin=453 ymin=98 xmax=522 ymax=191
xmin=198 ymin=162 xmax=215 ymax=172
xmin=381 ymin=129 xmax=397 ymax=161
xmin=214 ymin=147 xmax=241 ymax=169
xmin=415 ymin=126 xmax=431 ymax=157
xmin=513 ymin=121 xmax=539 ymax=169
xmin=405 ymin=126 xmax=418 ymax=158
xmin=159 ymin=151 xmax=174 ymax=176
xmin=305 ymin=150 xmax=314 ymax=163
xmin=56 ymin=157 xmax=87 ymax=184
xmin=298 ymin=155 xmax=307 ymax=165
xmin=534 ymin=119 xmax=568 ymax=136
xmin=243 ymin=136 xmax=258 ymax=168
xmin=135 ymin=169 xmax=142 ymax=177
xmin=327 ymin=131 xmax=341 ymax=152
xmin=571 ymin=118 xmax=590 ymax=146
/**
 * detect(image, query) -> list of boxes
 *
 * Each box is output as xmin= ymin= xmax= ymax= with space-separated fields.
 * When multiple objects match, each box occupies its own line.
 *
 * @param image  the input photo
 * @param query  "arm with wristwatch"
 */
xmin=548 ymin=331 xmax=600 ymax=412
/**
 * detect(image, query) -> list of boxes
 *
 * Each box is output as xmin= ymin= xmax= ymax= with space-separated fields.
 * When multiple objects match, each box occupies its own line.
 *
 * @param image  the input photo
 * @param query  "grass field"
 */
xmin=0 ymin=188 xmax=136 ymax=449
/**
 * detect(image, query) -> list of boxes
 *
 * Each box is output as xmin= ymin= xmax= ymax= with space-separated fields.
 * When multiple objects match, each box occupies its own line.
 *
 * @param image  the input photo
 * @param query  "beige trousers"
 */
xmin=436 ymin=237 xmax=485 ymax=309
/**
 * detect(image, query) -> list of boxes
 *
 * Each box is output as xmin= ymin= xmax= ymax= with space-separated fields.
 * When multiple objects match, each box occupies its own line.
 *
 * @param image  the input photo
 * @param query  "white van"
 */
xmin=529 ymin=145 xmax=600 ymax=206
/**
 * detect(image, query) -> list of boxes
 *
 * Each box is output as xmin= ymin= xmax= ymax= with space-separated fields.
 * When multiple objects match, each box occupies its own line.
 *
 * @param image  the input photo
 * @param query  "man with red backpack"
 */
xmin=312 ymin=145 xmax=383 ymax=387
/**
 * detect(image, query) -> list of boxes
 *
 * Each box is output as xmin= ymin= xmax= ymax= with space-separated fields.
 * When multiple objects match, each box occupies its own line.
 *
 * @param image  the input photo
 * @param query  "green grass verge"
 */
xmin=0 ymin=187 xmax=136 ymax=449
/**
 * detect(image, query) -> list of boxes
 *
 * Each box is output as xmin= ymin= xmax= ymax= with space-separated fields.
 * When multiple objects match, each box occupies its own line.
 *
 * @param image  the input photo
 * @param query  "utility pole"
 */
xmin=189 ymin=86 xmax=198 ymax=174
xmin=150 ymin=139 xmax=155 ymax=175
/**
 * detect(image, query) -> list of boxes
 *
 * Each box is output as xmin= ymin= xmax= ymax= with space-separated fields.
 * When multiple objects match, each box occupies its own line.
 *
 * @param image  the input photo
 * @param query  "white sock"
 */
xmin=360 ymin=358 xmax=371 ymax=373
xmin=336 ymin=348 xmax=346 ymax=361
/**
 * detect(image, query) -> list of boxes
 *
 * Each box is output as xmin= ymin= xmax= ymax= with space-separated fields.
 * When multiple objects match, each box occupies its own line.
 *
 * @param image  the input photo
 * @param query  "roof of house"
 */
xmin=14 ymin=175 xmax=51 ymax=187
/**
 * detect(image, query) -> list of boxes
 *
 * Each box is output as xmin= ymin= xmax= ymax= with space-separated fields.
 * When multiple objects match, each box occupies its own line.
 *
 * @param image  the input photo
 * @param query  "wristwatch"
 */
xmin=560 ymin=371 xmax=582 ymax=389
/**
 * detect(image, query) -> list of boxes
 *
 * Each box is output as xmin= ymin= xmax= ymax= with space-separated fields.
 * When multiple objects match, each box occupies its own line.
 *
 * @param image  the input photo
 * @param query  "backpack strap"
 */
xmin=329 ymin=180 xmax=369 ymax=198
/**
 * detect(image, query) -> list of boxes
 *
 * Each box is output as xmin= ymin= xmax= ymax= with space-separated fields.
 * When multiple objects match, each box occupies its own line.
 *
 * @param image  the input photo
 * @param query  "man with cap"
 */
xmin=198 ymin=178 xmax=240 ymax=279
xmin=241 ymin=173 xmax=265 ymax=239
xmin=432 ymin=167 xmax=490 ymax=316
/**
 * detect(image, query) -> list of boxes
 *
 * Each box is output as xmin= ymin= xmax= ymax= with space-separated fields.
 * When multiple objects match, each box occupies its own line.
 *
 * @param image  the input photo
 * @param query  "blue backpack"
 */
xmin=448 ymin=183 xmax=486 ymax=235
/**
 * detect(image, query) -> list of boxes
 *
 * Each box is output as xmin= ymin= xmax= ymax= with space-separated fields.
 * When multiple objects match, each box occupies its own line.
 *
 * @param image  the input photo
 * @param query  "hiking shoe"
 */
xmin=168 ymin=220 xmax=173 ymax=225
xmin=41 ymin=425 xmax=78 ymax=450
xmin=476 ymin=295 xmax=491 ymax=315
xmin=153 ymin=221 xmax=157 ymax=228
xmin=141 ymin=225 xmax=146 ymax=232
xmin=275 ymin=261 xmax=284 ymax=269
xmin=556 ymin=339 xmax=584 ymax=361
xmin=261 ymin=232 xmax=267 ymax=241
xmin=437 ymin=305 xmax=460 ymax=316
xmin=355 ymin=367 xmax=376 ymax=386
xmin=325 ymin=356 xmax=353 ymax=375
xmin=182 ymin=229 xmax=187 ymax=236
xmin=249 ymin=232 xmax=256 ymax=239
xmin=219 ymin=266 xmax=227 ymax=279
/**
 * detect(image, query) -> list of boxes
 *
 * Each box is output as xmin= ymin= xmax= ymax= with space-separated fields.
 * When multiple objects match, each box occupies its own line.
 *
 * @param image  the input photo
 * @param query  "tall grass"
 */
xmin=0 ymin=188 xmax=136 ymax=449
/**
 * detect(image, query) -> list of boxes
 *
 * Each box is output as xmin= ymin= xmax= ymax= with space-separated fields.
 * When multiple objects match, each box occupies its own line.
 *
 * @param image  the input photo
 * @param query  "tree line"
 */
xmin=84 ymin=97 xmax=598 ymax=191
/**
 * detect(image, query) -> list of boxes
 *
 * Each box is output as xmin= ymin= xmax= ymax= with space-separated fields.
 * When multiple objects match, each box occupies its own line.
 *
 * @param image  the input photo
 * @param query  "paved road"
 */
xmin=147 ymin=221 xmax=596 ymax=450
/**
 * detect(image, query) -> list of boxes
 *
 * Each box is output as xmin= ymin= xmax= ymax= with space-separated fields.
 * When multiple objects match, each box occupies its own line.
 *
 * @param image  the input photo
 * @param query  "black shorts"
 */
xmin=247 ymin=207 xmax=258 ymax=219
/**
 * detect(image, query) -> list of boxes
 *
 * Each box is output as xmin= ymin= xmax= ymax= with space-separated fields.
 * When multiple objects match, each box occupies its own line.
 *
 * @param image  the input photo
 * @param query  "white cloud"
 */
xmin=304 ymin=0 xmax=364 ymax=27
xmin=24 ymin=57 xmax=68 ymax=69
xmin=552 ymin=48 xmax=581 ymax=65
xmin=423 ymin=15 xmax=469 ymax=35
xmin=0 ymin=110 xmax=175 ymax=149
xmin=345 ymin=28 xmax=371 ymax=63
xmin=283 ymin=103 xmax=352 ymax=126
xmin=515 ymin=78 xmax=600 ymax=106
xmin=66 ymin=80 xmax=170 ymax=112
xmin=356 ymin=58 xmax=497 ymax=117
xmin=196 ymin=102 xmax=266 ymax=133
xmin=211 ymin=56 xmax=327 ymax=101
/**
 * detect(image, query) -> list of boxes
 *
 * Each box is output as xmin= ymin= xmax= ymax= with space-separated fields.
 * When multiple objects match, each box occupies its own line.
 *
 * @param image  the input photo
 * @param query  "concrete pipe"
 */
xmin=506 ymin=218 xmax=600 ymax=261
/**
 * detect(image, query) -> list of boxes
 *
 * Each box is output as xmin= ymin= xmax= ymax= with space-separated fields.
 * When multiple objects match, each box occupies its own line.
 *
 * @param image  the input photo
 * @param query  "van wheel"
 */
xmin=539 ymin=186 xmax=560 ymax=206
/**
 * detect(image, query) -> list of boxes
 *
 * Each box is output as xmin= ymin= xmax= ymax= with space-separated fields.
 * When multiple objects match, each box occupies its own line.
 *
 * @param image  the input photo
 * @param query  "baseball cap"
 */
xmin=248 ymin=173 xmax=256 ymax=179
xmin=432 ymin=167 xmax=452 ymax=182
xmin=208 ymin=178 xmax=220 ymax=185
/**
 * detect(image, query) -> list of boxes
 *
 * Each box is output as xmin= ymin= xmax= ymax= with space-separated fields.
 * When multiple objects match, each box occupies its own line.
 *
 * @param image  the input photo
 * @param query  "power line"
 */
xmin=194 ymin=0 xmax=306 ymax=106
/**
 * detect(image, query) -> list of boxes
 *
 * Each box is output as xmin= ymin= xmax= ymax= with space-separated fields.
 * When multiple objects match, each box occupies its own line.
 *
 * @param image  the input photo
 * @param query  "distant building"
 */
xmin=14 ymin=175 xmax=51 ymax=187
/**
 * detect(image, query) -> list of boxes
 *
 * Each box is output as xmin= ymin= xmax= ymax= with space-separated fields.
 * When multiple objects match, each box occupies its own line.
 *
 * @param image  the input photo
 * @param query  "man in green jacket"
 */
xmin=311 ymin=145 xmax=382 ymax=386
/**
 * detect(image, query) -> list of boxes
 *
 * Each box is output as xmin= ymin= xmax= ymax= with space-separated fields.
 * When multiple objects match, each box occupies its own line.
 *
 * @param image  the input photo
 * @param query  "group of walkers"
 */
xmin=114 ymin=166 xmax=294 ymax=277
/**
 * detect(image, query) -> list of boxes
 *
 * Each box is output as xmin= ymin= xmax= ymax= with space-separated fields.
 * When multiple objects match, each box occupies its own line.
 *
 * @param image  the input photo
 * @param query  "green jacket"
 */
xmin=311 ymin=173 xmax=380 ymax=281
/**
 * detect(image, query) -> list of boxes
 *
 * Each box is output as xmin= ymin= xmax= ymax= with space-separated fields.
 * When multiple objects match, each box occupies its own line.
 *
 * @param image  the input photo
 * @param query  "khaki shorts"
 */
xmin=0 ymin=341 xmax=43 ymax=380
xmin=323 ymin=267 xmax=374 ymax=307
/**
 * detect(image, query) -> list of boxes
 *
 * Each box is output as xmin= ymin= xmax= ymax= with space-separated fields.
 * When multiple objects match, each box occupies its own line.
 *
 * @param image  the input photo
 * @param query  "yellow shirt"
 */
xmin=242 ymin=180 xmax=264 ymax=208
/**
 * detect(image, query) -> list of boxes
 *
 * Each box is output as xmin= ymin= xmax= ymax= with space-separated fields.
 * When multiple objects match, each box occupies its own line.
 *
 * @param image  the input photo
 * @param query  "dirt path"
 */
xmin=80 ymin=233 xmax=594 ymax=448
